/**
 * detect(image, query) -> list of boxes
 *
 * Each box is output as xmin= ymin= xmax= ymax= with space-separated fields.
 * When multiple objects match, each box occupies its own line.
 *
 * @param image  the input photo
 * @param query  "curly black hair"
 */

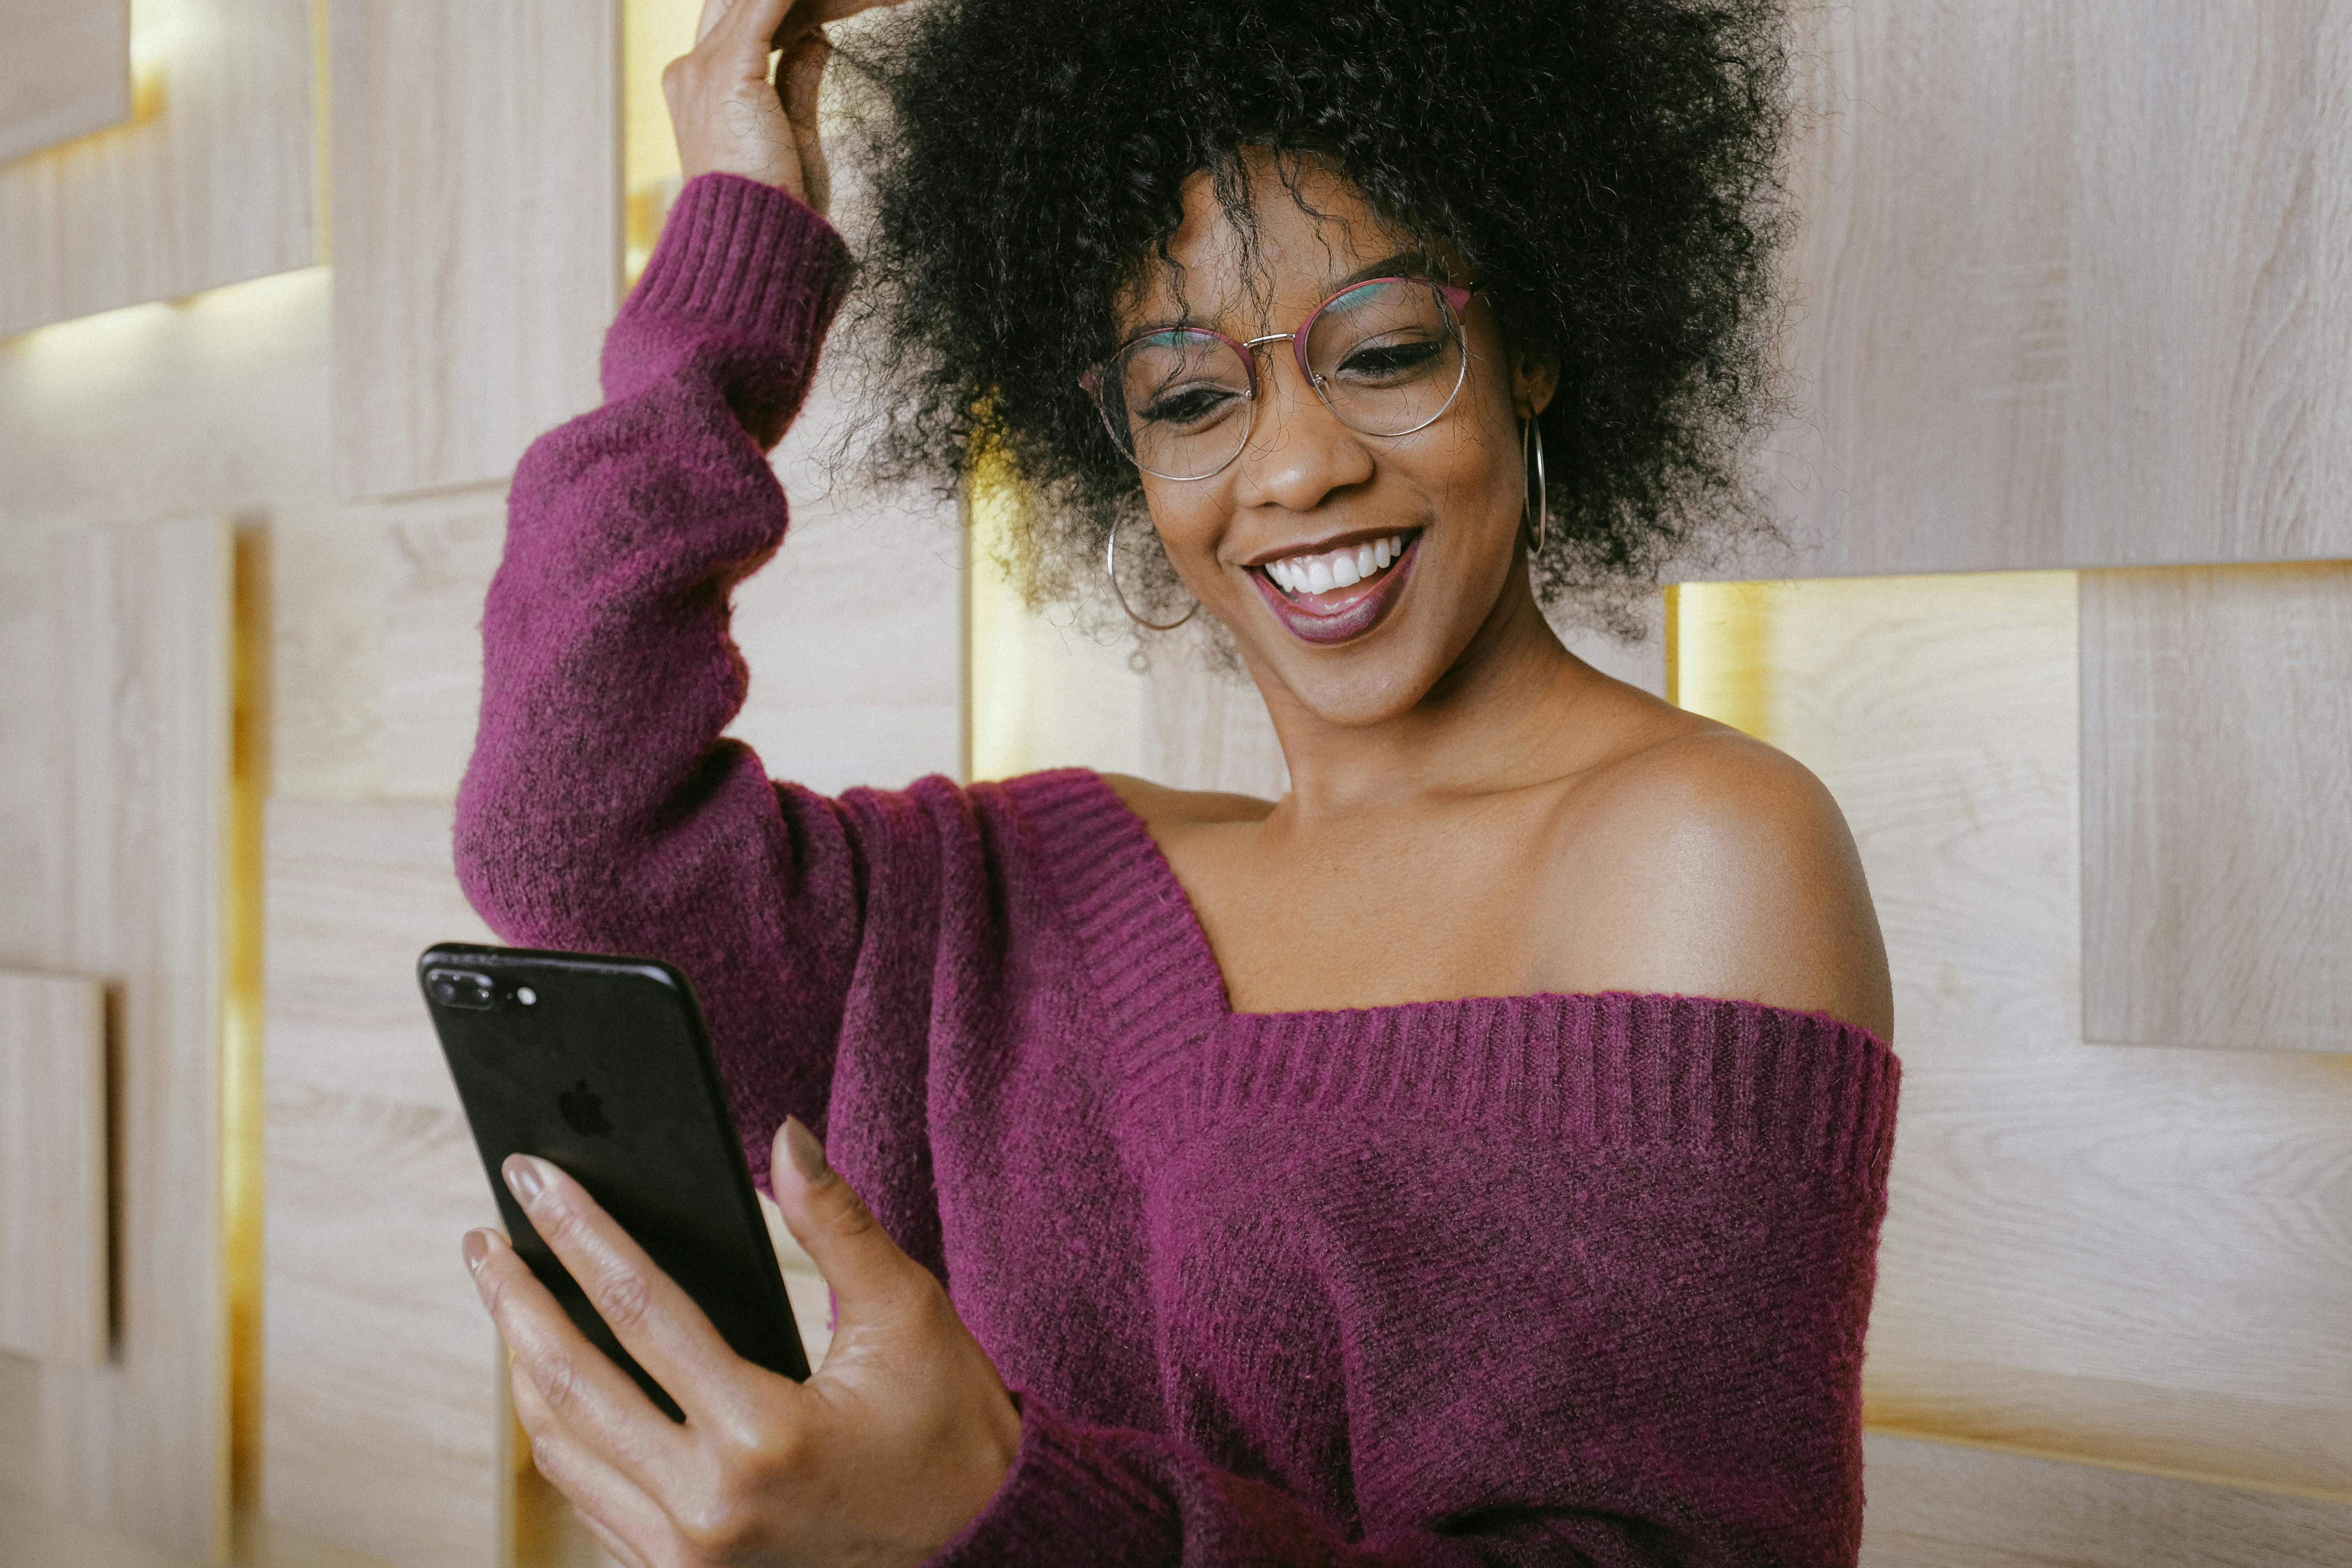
xmin=830 ymin=0 xmax=1789 ymax=635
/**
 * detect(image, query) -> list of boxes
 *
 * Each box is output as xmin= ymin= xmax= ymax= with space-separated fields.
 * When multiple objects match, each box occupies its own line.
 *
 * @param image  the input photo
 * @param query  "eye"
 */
xmin=1334 ymin=335 xmax=1446 ymax=382
xmin=1141 ymin=384 xmax=1246 ymax=428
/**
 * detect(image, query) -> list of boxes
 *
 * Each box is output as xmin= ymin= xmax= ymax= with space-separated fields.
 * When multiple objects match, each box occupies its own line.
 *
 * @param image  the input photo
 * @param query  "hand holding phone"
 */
xmin=421 ymin=943 xmax=1023 ymax=1562
xmin=420 ymin=943 xmax=810 ymax=1415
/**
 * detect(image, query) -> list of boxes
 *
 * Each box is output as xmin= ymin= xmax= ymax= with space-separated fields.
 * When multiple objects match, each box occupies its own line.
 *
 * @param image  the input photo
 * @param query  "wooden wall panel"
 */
xmin=1762 ymin=0 xmax=2071 ymax=577
xmin=0 ymin=518 xmax=232 ymax=1560
xmin=2064 ymin=1 xmax=2336 ymax=566
xmin=379 ymin=507 xmax=506 ymax=799
xmin=0 ymin=1486 xmax=403 ymax=1568
xmin=751 ymin=371 xmax=965 ymax=793
xmin=2081 ymin=563 xmax=2352 ymax=1052
xmin=332 ymin=0 xmax=620 ymax=498
xmin=0 ymin=0 xmax=130 ymax=165
xmin=263 ymin=799 xmax=505 ymax=1568
xmin=1675 ymin=573 xmax=2352 ymax=1498
xmin=269 ymin=507 xmax=388 ymax=801
xmin=0 ymin=267 xmax=331 ymax=537
xmin=0 ymin=971 xmax=108 ymax=1370
xmin=1757 ymin=0 xmax=2352 ymax=576
xmin=0 ymin=0 xmax=314 ymax=338
xmin=1860 ymin=1431 xmax=2352 ymax=1567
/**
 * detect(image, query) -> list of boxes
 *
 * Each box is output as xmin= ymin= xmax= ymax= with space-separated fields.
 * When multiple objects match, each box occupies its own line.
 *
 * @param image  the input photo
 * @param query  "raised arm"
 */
xmin=456 ymin=0 xmax=885 ymax=1165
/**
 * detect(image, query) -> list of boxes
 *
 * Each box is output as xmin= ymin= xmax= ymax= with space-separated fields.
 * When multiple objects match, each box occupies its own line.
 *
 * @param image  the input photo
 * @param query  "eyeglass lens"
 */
xmin=1097 ymin=279 xmax=1468 ymax=480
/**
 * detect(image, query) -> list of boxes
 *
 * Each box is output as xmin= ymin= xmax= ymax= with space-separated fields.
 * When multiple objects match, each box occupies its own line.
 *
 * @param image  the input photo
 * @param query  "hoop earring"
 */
xmin=1522 ymin=417 xmax=1549 ymax=558
xmin=1105 ymin=513 xmax=1199 ymax=631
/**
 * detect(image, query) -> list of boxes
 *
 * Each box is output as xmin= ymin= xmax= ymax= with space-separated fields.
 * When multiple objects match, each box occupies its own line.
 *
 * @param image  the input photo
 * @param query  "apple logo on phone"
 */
xmin=558 ymin=1078 xmax=612 ymax=1138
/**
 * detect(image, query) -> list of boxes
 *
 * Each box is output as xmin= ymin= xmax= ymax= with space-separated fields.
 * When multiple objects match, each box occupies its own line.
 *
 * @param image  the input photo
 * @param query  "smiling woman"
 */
xmin=452 ymin=0 xmax=1899 ymax=1563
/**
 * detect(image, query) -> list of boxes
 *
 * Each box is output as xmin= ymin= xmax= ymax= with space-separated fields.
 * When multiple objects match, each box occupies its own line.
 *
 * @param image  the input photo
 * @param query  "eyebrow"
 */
xmin=1133 ymin=250 xmax=1454 ymax=339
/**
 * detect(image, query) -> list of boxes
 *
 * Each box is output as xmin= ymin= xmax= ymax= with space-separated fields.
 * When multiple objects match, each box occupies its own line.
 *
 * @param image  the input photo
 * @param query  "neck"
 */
xmin=1250 ymin=556 xmax=1602 ymax=821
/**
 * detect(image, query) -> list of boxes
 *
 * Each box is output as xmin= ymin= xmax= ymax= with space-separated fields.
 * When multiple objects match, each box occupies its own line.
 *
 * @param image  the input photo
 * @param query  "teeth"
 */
xmin=1263 ymin=533 xmax=1411 ymax=598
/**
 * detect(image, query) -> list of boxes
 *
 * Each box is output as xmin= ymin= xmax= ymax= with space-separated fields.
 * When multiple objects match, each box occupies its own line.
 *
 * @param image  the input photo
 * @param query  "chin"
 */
xmin=1234 ymin=551 xmax=1517 ymax=727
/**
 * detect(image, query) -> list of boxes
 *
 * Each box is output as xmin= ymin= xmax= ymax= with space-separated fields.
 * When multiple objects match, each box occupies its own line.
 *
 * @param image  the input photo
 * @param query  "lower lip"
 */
xmin=1248 ymin=535 xmax=1421 ymax=646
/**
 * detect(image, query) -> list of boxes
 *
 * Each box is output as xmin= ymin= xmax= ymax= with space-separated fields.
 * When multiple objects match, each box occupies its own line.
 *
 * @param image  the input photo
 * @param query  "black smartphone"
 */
xmin=418 ymin=942 xmax=810 ymax=1419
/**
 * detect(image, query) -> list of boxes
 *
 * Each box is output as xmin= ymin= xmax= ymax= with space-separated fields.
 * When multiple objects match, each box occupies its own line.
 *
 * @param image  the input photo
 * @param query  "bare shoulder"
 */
xmin=1099 ymin=772 xmax=1274 ymax=834
xmin=1543 ymin=721 xmax=1895 ymax=1042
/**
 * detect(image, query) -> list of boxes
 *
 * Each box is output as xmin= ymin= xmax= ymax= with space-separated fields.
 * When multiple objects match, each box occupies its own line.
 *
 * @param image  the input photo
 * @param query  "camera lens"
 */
xmin=427 ymin=969 xmax=496 ymax=1011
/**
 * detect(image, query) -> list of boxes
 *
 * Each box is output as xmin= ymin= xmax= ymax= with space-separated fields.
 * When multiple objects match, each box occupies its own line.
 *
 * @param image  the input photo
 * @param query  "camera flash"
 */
xmin=517 ymin=987 xmax=537 ymax=1006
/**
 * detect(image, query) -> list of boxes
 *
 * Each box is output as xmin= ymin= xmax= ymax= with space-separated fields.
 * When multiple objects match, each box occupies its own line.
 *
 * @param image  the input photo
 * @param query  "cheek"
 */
xmin=1402 ymin=420 xmax=1521 ymax=538
xmin=1138 ymin=486 xmax=1227 ymax=578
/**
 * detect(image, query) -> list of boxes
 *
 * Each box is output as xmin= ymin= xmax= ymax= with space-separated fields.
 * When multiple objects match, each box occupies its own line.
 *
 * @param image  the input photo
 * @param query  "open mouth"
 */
xmin=1247 ymin=530 xmax=1422 ymax=646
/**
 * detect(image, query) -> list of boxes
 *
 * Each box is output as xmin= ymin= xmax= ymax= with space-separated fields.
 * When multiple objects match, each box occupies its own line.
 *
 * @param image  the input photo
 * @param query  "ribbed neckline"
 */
xmin=1002 ymin=769 xmax=1899 ymax=1178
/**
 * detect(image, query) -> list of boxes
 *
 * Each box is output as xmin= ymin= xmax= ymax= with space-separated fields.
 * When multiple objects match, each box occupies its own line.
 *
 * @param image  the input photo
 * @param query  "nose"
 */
xmin=1229 ymin=339 xmax=1375 ymax=513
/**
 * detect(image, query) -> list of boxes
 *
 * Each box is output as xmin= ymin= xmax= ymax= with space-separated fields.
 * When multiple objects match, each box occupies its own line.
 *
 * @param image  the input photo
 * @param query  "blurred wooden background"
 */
xmin=0 ymin=0 xmax=2345 ymax=1564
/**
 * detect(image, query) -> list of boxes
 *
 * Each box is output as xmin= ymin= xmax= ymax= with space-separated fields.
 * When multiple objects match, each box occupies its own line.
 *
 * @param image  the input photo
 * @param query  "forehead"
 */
xmin=1119 ymin=151 xmax=1419 ymax=331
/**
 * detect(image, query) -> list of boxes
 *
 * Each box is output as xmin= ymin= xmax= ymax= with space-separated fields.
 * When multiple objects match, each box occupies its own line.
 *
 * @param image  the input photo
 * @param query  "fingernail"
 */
xmin=463 ymin=1229 xmax=491 ymax=1274
xmin=783 ymin=1116 xmax=830 ymax=1182
xmin=504 ymin=1154 xmax=547 ymax=1207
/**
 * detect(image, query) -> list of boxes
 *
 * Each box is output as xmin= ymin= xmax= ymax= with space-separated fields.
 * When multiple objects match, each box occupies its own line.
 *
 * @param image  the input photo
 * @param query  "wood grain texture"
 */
xmin=2064 ymin=0 xmax=2333 ymax=566
xmin=1761 ymin=0 xmax=2071 ymax=577
xmin=266 ymin=508 xmax=385 ymax=801
xmin=0 ymin=0 xmax=130 ymax=165
xmin=262 ymin=798 xmax=504 ymax=1568
xmin=1754 ymin=0 xmax=2352 ymax=576
xmin=749 ymin=367 xmax=965 ymax=793
xmin=0 ymin=1488 xmax=403 ymax=1568
xmin=0 ymin=971 xmax=108 ymax=1369
xmin=331 ymin=0 xmax=619 ymax=497
xmin=0 ymin=518 xmax=232 ymax=1560
xmin=0 ymin=0 xmax=314 ymax=338
xmin=2081 ymin=563 xmax=2352 ymax=1052
xmin=1677 ymin=571 xmax=2352 ymax=1497
xmin=1860 ymin=1430 xmax=2352 ymax=1566
xmin=0 ymin=266 xmax=330 ymax=535
xmin=378 ymin=506 xmax=504 ymax=799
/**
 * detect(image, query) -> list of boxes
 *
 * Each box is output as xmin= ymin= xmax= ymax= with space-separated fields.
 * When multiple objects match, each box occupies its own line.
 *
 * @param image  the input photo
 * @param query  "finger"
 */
xmin=501 ymin=1156 xmax=776 ymax=1427
xmin=513 ymin=1368 xmax=674 ymax=1568
xmin=466 ymin=1226 xmax=687 ymax=1483
xmin=710 ymin=0 xmax=798 ymax=54
xmin=770 ymin=1118 xmax=931 ymax=1324
xmin=779 ymin=31 xmax=831 ymax=134
xmin=693 ymin=0 xmax=731 ymax=44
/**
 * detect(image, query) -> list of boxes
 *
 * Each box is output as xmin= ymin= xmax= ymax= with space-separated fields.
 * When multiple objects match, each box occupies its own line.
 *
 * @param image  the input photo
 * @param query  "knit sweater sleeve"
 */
xmin=454 ymin=174 xmax=866 ymax=1185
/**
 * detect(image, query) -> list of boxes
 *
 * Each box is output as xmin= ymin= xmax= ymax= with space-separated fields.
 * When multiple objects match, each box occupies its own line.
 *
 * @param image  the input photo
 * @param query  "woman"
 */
xmin=455 ymin=0 xmax=1899 ymax=1562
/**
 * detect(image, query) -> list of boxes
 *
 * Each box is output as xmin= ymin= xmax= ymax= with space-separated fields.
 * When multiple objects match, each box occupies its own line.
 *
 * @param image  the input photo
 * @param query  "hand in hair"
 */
xmin=664 ymin=0 xmax=897 ymax=213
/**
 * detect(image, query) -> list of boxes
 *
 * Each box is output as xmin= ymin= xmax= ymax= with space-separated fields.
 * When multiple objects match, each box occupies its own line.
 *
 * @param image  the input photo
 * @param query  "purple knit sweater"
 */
xmin=456 ymin=174 xmax=1899 ymax=1567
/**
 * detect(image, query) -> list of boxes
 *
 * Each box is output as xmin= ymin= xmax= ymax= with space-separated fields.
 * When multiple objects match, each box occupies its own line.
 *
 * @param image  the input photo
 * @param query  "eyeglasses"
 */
xmin=1082 ymin=276 xmax=1479 ymax=481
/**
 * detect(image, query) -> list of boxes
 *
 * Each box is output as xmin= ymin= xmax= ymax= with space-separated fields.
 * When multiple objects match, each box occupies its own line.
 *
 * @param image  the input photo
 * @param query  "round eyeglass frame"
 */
xmin=1081 ymin=276 xmax=1482 ymax=482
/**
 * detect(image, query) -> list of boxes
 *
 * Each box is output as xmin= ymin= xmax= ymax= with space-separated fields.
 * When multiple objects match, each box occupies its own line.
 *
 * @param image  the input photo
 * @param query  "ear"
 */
xmin=1510 ymin=337 xmax=1560 ymax=423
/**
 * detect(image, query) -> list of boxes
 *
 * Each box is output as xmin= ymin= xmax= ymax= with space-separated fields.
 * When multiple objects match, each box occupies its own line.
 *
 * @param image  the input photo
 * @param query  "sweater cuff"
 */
xmin=600 ymin=173 xmax=851 ymax=436
xmin=924 ymin=1396 xmax=1181 ymax=1567
xmin=628 ymin=173 xmax=845 ymax=336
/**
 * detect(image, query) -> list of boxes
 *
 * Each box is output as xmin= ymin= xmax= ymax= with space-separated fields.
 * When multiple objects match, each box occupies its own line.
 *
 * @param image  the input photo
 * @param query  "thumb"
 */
xmin=770 ymin=1117 xmax=924 ymax=1323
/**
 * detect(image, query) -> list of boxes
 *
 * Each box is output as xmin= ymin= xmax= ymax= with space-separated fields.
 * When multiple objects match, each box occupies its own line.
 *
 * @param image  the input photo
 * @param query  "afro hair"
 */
xmin=830 ymin=0 xmax=1791 ymax=634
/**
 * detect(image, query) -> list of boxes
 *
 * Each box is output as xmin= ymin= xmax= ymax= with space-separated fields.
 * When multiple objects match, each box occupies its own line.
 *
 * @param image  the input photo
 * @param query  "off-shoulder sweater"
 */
xmin=454 ymin=172 xmax=1901 ymax=1567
